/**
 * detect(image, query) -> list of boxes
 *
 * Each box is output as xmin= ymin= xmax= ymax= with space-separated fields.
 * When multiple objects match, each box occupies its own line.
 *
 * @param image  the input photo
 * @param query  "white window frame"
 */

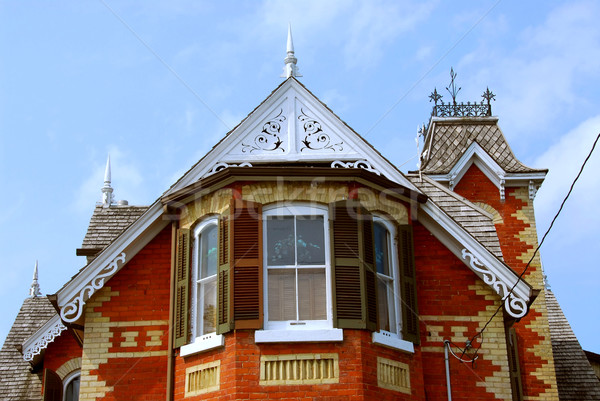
xmin=181 ymin=217 xmax=224 ymax=357
xmin=256 ymin=203 xmax=342 ymax=343
xmin=371 ymin=216 xmax=413 ymax=353
xmin=62 ymin=370 xmax=80 ymax=401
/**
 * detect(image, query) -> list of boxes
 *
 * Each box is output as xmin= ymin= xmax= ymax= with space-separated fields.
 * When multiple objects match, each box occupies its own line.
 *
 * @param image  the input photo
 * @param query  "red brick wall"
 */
xmin=174 ymin=330 xmax=426 ymax=401
xmin=413 ymin=221 xmax=506 ymax=401
xmin=44 ymin=332 xmax=82 ymax=373
xmin=88 ymin=225 xmax=172 ymax=401
xmin=454 ymin=163 xmax=555 ymax=398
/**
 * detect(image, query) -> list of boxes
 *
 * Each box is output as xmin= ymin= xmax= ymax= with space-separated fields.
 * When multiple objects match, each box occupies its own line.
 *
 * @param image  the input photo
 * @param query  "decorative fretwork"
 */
xmin=331 ymin=160 xmax=381 ymax=175
xmin=260 ymin=353 xmax=339 ymax=385
xmin=377 ymin=357 xmax=411 ymax=394
xmin=429 ymin=68 xmax=495 ymax=117
xmin=242 ymin=109 xmax=286 ymax=153
xmin=203 ymin=162 xmax=252 ymax=178
xmin=23 ymin=320 xmax=67 ymax=361
xmin=299 ymin=109 xmax=343 ymax=152
xmin=60 ymin=253 xmax=127 ymax=323
xmin=185 ymin=361 xmax=220 ymax=396
xmin=461 ymin=249 xmax=529 ymax=318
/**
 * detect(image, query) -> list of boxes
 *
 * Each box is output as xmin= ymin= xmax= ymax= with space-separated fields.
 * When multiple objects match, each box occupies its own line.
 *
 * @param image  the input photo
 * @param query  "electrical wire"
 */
xmin=466 ymin=131 xmax=600 ymax=359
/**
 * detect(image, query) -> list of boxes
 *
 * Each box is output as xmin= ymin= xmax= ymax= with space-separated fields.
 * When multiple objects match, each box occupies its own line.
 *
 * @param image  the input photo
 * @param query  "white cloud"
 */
xmin=534 ymin=115 xmax=600 ymax=243
xmin=461 ymin=1 xmax=600 ymax=142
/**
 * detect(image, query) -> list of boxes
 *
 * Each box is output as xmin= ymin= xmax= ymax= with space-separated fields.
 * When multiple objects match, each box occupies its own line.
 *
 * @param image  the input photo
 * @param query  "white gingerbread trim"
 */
xmin=60 ymin=253 xmax=126 ymax=323
xmin=203 ymin=162 xmax=252 ymax=178
xmin=22 ymin=315 xmax=67 ymax=361
xmin=331 ymin=160 xmax=381 ymax=175
xmin=461 ymin=249 xmax=528 ymax=318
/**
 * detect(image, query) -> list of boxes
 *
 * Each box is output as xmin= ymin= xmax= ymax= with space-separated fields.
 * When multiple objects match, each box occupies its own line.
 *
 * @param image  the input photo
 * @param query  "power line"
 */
xmin=467 ymin=131 xmax=600 ymax=359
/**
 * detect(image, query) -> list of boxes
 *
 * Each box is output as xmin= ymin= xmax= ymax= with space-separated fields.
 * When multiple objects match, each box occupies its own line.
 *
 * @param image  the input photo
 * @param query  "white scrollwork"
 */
xmin=23 ymin=320 xmax=67 ymax=361
xmin=461 ymin=249 xmax=528 ymax=318
xmin=331 ymin=160 xmax=381 ymax=176
xmin=60 ymin=253 xmax=126 ymax=323
xmin=242 ymin=109 xmax=286 ymax=153
xmin=203 ymin=162 xmax=252 ymax=178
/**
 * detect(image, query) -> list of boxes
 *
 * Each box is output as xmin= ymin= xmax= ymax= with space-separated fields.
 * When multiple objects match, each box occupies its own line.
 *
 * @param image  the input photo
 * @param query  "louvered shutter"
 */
xmin=330 ymin=200 xmax=377 ymax=330
xmin=43 ymin=369 xmax=62 ymax=401
xmin=231 ymin=199 xmax=263 ymax=329
xmin=173 ymin=228 xmax=190 ymax=348
xmin=398 ymin=224 xmax=419 ymax=344
xmin=507 ymin=327 xmax=523 ymax=401
xmin=217 ymin=211 xmax=233 ymax=334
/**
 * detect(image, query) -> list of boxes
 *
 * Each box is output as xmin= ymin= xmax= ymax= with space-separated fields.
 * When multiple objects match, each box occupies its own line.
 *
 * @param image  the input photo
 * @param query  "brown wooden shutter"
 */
xmin=231 ymin=199 xmax=263 ymax=329
xmin=506 ymin=327 xmax=524 ymax=401
xmin=217 ymin=212 xmax=233 ymax=334
xmin=398 ymin=224 xmax=419 ymax=344
xmin=173 ymin=228 xmax=190 ymax=348
xmin=43 ymin=369 xmax=62 ymax=401
xmin=330 ymin=200 xmax=377 ymax=330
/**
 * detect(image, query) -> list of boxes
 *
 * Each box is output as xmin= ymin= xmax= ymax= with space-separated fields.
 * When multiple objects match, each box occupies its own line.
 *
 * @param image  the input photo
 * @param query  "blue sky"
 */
xmin=1 ymin=1 xmax=599 ymax=354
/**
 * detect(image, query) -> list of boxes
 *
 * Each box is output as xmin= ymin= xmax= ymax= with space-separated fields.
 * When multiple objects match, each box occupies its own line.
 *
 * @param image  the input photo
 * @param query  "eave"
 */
xmin=161 ymin=166 xmax=428 ymax=207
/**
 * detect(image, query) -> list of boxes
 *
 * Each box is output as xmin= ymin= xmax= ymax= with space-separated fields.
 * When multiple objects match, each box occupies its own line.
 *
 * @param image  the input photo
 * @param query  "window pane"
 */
xmin=378 ymin=280 xmax=391 ymax=332
xmin=200 ymin=225 xmax=218 ymax=278
xmin=374 ymin=222 xmax=390 ymax=275
xmin=201 ymin=278 xmax=217 ymax=335
xmin=268 ymin=269 xmax=296 ymax=320
xmin=267 ymin=216 xmax=295 ymax=266
xmin=65 ymin=375 xmax=80 ymax=401
xmin=297 ymin=216 xmax=325 ymax=265
xmin=298 ymin=268 xmax=326 ymax=320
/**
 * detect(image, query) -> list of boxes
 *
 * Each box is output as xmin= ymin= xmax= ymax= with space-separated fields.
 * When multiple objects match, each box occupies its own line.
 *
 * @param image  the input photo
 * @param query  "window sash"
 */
xmin=374 ymin=219 xmax=400 ymax=336
xmin=192 ymin=220 xmax=218 ymax=339
xmin=263 ymin=205 xmax=331 ymax=329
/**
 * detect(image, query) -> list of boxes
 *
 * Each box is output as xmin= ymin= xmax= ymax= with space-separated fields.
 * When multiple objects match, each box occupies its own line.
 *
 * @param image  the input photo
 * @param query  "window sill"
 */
xmin=180 ymin=333 xmax=224 ymax=357
xmin=255 ymin=329 xmax=343 ymax=343
xmin=372 ymin=331 xmax=414 ymax=353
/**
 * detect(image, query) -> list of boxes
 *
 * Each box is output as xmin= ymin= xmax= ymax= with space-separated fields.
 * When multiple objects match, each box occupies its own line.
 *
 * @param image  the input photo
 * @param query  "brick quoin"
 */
xmin=92 ymin=226 xmax=172 ymax=401
xmin=454 ymin=163 xmax=554 ymax=398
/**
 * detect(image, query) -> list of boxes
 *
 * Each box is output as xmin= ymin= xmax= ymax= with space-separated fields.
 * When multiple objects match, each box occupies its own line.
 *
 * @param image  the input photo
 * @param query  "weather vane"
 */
xmin=446 ymin=67 xmax=461 ymax=105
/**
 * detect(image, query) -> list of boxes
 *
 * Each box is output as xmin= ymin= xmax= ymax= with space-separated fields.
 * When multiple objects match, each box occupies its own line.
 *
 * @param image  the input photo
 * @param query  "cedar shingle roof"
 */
xmin=420 ymin=118 xmax=546 ymax=175
xmin=407 ymin=174 xmax=503 ymax=259
xmin=546 ymin=290 xmax=600 ymax=399
xmin=80 ymin=205 xmax=148 ymax=251
xmin=0 ymin=297 xmax=57 ymax=400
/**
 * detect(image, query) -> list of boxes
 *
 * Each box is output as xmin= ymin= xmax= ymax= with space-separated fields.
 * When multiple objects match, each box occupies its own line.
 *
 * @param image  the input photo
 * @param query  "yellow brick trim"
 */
xmin=377 ymin=357 xmax=411 ymax=394
xmin=56 ymin=357 xmax=82 ymax=380
xmin=260 ymin=353 xmax=339 ymax=386
xmin=184 ymin=360 xmax=220 ymax=397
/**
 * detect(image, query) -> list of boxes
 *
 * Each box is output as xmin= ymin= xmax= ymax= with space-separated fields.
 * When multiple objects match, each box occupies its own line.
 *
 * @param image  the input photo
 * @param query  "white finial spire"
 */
xmin=29 ymin=260 xmax=41 ymax=297
xmin=101 ymin=154 xmax=114 ymax=208
xmin=281 ymin=23 xmax=301 ymax=79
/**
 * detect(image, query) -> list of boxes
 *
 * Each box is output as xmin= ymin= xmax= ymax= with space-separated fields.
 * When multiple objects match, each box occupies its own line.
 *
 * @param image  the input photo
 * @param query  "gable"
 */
xmin=164 ymin=78 xmax=419 ymax=196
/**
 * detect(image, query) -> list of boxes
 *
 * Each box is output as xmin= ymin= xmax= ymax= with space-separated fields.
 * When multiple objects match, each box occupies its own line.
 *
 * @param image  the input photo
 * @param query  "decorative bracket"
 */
xmin=499 ymin=175 xmax=506 ymax=201
xmin=203 ymin=162 xmax=252 ymax=178
xmin=529 ymin=180 xmax=539 ymax=201
xmin=331 ymin=160 xmax=381 ymax=175
xmin=462 ymin=249 xmax=529 ymax=318
xmin=23 ymin=320 xmax=67 ymax=361
xmin=60 ymin=253 xmax=127 ymax=323
xmin=448 ymin=173 xmax=457 ymax=191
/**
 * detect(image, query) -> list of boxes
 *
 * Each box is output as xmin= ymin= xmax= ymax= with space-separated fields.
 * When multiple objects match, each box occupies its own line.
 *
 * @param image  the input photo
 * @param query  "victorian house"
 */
xmin=2 ymin=31 xmax=599 ymax=401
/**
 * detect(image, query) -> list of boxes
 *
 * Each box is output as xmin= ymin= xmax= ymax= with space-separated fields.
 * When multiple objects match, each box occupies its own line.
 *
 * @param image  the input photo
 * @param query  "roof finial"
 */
xmin=29 ymin=260 xmax=41 ymax=297
xmin=101 ymin=154 xmax=114 ymax=208
xmin=281 ymin=23 xmax=302 ymax=79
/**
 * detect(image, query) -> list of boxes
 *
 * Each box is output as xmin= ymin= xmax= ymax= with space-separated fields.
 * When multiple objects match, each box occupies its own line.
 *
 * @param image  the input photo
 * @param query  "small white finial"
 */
xmin=101 ymin=154 xmax=114 ymax=208
xmin=281 ymin=23 xmax=302 ymax=79
xmin=29 ymin=260 xmax=41 ymax=297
